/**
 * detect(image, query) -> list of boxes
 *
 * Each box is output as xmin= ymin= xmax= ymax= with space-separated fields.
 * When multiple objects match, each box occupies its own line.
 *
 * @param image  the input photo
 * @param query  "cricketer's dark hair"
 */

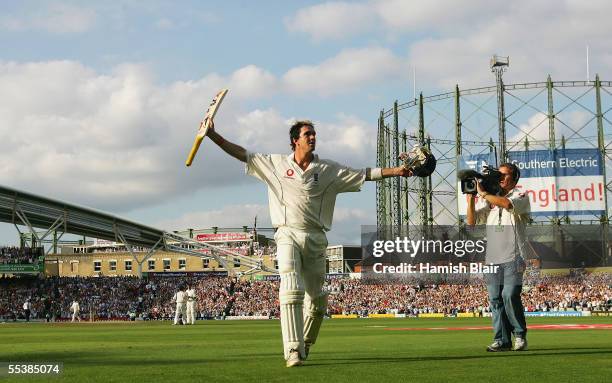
xmin=500 ymin=162 xmax=520 ymax=183
xmin=289 ymin=120 xmax=315 ymax=151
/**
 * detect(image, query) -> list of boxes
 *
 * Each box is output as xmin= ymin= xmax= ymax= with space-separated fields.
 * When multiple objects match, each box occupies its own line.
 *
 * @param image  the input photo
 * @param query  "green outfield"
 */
xmin=1 ymin=317 xmax=611 ymax=382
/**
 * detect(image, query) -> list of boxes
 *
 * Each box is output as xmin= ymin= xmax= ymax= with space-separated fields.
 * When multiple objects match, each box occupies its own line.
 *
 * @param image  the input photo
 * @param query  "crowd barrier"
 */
xmin=524 ymin=311 xmax=583 ymax=317
xmin=367 ymin=313 xmax=396 ymax=318
xmin=418 ymin=313 xmax=445 ymax=318
xmin=457 ymin=313 xmax=477 ymax=318
xmin=327 ymin=311 xmax=601 ymax=319
xmin=225 ymin=315 xmax=270 ymax=320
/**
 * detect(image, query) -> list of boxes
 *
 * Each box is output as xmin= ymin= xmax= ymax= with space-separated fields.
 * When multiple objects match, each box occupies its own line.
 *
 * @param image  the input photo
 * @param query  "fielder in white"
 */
xmin=186 ymin=284 xmax=197 ymax=325
xmin=207 ymin=119 xmax=412 ymax=367
xmin=173 ymin=286 xmax=187 ymax=325
xmin=70 ymin=300 xmax=81 ymax=322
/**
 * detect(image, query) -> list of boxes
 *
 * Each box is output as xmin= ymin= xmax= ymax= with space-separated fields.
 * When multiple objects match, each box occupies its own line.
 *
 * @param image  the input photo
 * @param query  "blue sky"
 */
xmin=1 ymin=0 xmax=610 ymax=246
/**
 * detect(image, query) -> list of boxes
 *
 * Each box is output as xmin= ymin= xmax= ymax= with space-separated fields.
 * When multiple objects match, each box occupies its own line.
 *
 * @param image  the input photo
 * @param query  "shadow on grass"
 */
xmin=6 ymin=347 xmax=611 ymax=369
xmin=2 ymin=350 xmax=281 ymax=367
xmin=305 ymin=348 xmax=612 ymax=366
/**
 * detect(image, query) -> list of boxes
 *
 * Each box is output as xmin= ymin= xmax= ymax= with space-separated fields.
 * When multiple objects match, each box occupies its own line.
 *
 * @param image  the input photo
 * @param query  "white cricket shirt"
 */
xmin=186 ymin=289 xmax=196 ymax=302
xmin=474 ymin=188 xmax=531 ymax=264
xmin=174 ymin=291 xmax=186 ymax=304
xmin=246 ymin=152 xmax=366 ymax=231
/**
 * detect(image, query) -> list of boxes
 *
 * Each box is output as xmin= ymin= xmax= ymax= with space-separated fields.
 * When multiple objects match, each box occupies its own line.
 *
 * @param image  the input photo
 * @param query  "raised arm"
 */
xmin=467 ymin=181 xmax=497 ymax=226
xmin=365 ymin=167 xmax=412 ymax=181
xmin=466 ymin=194 xmax=476 ymax=226
xmin=476 ymin=179 xmax=512 ymax=210
xmin=207 ymin=120 xmax=248 ymax=163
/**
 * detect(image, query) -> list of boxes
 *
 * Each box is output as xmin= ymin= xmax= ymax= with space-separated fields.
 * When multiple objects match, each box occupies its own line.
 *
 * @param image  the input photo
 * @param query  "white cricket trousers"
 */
xmin=186 ymin=301 xmax=196 ymax=324
xmin=174 ymin=303 xmax=186 ymax=324
xmin=275 ymin=226 xmax=328 ymax=360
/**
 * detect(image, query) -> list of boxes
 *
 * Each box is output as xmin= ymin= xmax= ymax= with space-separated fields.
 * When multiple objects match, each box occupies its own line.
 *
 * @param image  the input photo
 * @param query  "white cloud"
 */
xmin=285 ymin=2 xmax=374 ymax=41
xmin=157 ymin=45 xmax=399 ymax=101
xmin=0 ymin=60 xmax=280 ymax=212
xmin=509 ymin=112 xmax=549 ymax=143
xmin=374 ymin=0 xmax=492 ymax=33
xmin=287 ymin=1 xmax=612 ymax=89
xmin=228 ymin=65 xmax=278 ymax=99
xmin=0 ymin=60 xmax=379 ymax=214
xmin=1 ymin=3 xmax=96 ymax=34
xmin=317 ymin=114 xmax=377 ymax=167
xmin=230 ymin=109 xmax=377 ymax=168
xmin=234 ymin=108 xmax=291 ymax=153
xmin=285 ymin=0 xmax=493 ymax=41
xmin=508 ymin=111 xmax=594 ymax=148
xmin=406 ymin=1 xmax=612 ymax=88
xmin=282 ymin=47 xmax=408 ymax=96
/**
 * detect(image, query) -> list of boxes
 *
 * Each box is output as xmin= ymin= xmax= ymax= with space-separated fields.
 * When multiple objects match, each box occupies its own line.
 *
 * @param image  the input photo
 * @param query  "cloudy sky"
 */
xmin=1 ymin=0 xmax=610 ymax=245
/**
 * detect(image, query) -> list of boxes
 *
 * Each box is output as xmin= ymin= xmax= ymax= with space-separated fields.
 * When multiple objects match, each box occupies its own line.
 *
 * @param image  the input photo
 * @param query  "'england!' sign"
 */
xmin=458 ymin=148 xmax=604 ymax=217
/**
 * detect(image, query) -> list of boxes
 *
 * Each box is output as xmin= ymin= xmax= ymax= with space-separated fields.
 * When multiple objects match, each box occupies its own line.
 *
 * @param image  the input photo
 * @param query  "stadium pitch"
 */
xmin=1 ymin=317 xmax=611 ymax=382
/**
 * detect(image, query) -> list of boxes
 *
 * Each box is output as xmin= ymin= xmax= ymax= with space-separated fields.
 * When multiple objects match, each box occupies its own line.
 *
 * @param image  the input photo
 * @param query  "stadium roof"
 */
xmin=0 ymin=184 xmax=164 ymax=248
xmin=0 ymin=184 xmax=275 ymax=274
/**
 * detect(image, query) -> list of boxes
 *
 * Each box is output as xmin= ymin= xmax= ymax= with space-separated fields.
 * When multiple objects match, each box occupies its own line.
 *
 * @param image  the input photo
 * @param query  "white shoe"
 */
xmin=286 ymin=349 xmax=303 ymax=367
xmin=513 ymin=337 xmax=528 ymax=351
xmin=486 ymin=340 xmax=511 ymax=352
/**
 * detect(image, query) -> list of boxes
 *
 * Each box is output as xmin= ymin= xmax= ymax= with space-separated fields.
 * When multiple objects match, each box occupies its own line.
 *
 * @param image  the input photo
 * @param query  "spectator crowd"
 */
xmin=0 ymin=272 xmax=610 ymax=322
xmin=0 ymin=246 xmax=43 ymax=265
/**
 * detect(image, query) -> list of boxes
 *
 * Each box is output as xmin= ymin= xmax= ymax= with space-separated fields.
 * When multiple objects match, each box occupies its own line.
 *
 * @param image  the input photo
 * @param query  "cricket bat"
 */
xmin=185 ymin=88 xmax=229 ymax=166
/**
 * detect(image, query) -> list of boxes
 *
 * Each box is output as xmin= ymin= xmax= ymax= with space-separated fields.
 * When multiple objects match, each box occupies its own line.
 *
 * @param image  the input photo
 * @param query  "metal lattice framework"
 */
xmin=377 ymin=68 xmax=612 ymax=266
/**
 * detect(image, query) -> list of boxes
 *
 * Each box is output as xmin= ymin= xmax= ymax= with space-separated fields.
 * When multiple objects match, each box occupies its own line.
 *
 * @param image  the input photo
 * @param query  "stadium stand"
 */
xmin=0 ymin=273 xmax=610 ymax=322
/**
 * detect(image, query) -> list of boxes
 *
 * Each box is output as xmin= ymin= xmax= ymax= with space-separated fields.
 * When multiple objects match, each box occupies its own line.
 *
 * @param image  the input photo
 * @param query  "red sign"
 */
xmin=196 ymin=233 xmax=251 ymax=242
xmin=196 ymin=247 xmax=249 ymax=255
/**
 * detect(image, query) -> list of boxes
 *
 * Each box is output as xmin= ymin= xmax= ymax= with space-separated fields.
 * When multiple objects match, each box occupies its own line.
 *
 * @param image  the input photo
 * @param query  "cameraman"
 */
xmin=466 ymin=163 xmax=530 ymax=352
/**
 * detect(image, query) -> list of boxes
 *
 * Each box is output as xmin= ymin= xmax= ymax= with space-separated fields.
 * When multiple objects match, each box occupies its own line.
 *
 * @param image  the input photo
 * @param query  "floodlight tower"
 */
xmin=491 ymin=55 xmax=509 ymax=165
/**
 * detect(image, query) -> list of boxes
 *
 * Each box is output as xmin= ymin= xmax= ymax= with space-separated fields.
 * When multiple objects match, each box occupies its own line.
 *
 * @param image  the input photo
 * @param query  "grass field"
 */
xmin=1 ymin=317 xmax=611 ymax=382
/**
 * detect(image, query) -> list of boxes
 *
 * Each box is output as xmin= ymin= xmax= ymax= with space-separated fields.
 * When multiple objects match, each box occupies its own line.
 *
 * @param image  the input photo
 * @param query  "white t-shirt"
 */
xmin=474 ymin=188 xmax=531 ymax=264
xmin=70 ymin=302 xmax=80 ymax=312
xmin=246 ymin=152 xmax=366 ymax=231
